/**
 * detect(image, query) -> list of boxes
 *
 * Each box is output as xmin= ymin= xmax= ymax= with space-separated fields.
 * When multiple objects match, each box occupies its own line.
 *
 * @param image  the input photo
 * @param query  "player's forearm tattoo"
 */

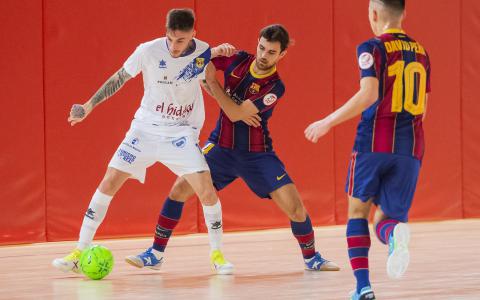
xmin=91 ymin=68 xmax=130 ymax=107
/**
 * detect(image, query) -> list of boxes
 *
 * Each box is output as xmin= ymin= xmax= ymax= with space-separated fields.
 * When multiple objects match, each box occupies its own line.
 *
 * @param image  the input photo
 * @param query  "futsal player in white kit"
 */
xmin=52 ymin=8 xmax=235 ymax=275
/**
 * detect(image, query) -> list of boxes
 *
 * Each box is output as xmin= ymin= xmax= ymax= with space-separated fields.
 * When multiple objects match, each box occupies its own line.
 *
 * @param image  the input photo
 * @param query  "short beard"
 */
xmin=255 ymin=59 xmax=274 ymax=71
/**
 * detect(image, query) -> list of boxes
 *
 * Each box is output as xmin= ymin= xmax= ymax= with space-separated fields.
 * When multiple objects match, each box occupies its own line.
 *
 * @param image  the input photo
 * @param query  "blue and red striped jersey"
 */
xmin=353 ymin=29 xmax=431 ymax=160
xmin=208 ymin=51 xmax=285 ymax=152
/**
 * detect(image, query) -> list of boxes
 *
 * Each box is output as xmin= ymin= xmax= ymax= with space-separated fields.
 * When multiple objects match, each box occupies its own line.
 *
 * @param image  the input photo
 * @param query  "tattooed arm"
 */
xmin=68 ymin=68 xmax=132 ymax=126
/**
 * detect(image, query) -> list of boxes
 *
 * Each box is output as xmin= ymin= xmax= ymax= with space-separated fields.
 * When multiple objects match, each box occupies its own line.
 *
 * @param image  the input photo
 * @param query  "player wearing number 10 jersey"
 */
xmin=305 ymin=0 xmax=430 ymax=299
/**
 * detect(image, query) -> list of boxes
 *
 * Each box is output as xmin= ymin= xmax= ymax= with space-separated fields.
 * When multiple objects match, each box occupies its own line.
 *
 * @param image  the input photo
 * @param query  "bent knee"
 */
xmin=169 ymin=178 xmax=195 ymax=201
xmin=99 ymin=169 xmax=129 ymax=195
xmin=288 ymin=204 xmax=307 ymax=222
xmin=196 ymin=187 xmax=218 ymax=206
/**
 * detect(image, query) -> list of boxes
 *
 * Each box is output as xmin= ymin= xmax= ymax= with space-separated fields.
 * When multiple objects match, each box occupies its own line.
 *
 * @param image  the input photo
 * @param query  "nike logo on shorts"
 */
xmin=276 ymin=173 xmax=287 ymax=181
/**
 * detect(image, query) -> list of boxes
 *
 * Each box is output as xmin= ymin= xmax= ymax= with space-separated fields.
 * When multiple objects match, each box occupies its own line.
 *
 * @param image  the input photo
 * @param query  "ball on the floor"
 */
xmin=80 ymin=245 xmax=114 ymax=280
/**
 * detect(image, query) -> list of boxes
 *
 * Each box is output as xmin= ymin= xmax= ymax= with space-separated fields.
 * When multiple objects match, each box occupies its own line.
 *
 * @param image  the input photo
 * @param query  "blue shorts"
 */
xmin=345 ymin=152 xmax=421 ymax=222
xmin=202 ymin=142 xmax=293 ymax=199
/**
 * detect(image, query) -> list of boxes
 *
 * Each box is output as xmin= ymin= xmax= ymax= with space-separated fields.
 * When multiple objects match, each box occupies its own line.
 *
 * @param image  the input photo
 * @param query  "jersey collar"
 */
xmin=249 ymin=60 xmax=277 ymax=79
xmin=383 ymin=28 xmax=405 ymax=34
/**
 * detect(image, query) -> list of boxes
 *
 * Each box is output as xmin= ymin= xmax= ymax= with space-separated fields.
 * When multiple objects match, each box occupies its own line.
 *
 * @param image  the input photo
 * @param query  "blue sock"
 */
xmin=153 ymin=198 xmax=184 ymax=252
xmin=346 ymin=218 xmax=371 ymax=293
xmin=291 ymin=215 xmax=316 ymax=259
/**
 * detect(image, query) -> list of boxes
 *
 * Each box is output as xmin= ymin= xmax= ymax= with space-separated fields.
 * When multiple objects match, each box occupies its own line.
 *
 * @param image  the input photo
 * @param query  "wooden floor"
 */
xmin=1 ymin=220 xmax=479 ymax=300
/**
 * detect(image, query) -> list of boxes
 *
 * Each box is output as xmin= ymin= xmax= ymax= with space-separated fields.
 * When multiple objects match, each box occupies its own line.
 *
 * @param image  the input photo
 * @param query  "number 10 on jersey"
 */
xmin=388 ymin=61 xmax=427 ymax=115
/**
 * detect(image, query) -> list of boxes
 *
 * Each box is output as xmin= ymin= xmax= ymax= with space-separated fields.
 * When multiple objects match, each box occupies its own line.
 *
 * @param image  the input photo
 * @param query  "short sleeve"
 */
xmin=356 ymin=41 xmax=381 ymax=79
xmin=212 ymin=53 xmax=240 ymax=71
xmin=123 ymin=44 xmax=144 ymax=78
xmin=252 ymin=82 xmax=285 ymax=113
xmin=196 ymin=47 xmax=212 ymax=80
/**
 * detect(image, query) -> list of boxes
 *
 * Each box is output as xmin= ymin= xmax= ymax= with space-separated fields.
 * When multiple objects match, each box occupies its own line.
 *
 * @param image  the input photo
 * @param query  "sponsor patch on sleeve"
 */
xmin=358 ymin=52 xmax=374 ymax=70
xmin=263 ymin=93 xmax=278 ymax=106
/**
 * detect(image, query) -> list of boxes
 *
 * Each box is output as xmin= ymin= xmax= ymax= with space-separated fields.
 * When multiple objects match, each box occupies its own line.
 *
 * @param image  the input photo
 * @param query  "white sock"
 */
xmin=202 ymin=200 xmax=223 ymax=251
xmin=77 ymin=189 xmax=113 ymax=250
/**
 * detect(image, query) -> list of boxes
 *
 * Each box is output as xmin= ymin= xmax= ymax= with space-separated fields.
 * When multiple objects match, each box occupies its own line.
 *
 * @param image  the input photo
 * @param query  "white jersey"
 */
xmin=123 ymin=37 xmax=211 ymax=137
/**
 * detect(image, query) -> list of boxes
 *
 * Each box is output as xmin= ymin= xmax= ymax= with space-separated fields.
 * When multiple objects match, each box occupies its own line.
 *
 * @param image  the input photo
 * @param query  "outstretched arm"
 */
xmin=68 ymin=67 xmax=132 ymax=126
xmin=305 ymin=77 xmax=379 ymax=143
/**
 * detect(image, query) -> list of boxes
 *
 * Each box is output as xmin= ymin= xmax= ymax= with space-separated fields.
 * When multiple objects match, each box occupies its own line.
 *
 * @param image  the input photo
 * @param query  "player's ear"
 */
xmin=279 ymin=50 xmax=288 ymax=60
xmin=372 ymin=9 xmax=379 ymax=22
xmin=192 ymin=29 xmax=197 ymax=38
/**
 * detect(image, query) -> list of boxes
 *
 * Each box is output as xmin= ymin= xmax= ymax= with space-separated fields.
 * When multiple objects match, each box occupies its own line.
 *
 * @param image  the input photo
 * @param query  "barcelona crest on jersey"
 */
xmin=249 ymin=82 xmax=261 ymax=94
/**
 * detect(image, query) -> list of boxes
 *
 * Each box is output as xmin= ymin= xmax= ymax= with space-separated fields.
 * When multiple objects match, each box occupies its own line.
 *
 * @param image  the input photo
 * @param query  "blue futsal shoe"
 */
xmin=304 ymin=252 xmax=340 ymax=271
xmin=125 ymin=247 xmax=163 ymax=270
xmin=350 ymin=286 xmax=376 ymax=300
xmin=387 ymin=222 xmax=411 ymax=279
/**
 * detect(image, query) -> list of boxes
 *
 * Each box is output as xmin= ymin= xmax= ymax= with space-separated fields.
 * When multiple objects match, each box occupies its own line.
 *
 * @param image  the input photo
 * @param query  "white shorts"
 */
xmin=108 ymin=128 xmax=209 ymax=183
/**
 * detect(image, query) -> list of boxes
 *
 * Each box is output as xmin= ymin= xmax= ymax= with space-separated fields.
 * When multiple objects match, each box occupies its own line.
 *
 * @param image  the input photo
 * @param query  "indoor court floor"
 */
xmin=0 ymin=219 xmax=479 ymax=300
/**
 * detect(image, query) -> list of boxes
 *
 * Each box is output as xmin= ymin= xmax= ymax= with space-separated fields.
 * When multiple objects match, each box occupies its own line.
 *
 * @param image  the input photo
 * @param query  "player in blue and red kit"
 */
xmin=305 ymin=1 xmax=431 ymax=299
xmin=127 ymin=24 xmax=339 ymax=273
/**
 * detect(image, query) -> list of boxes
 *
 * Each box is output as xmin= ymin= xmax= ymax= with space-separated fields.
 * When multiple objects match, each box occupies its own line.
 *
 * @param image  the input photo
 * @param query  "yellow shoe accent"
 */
xmin=210 ymin=250 xmax=234 ymax=275
xmin=52 ymin=249 xmax=82 ymax=273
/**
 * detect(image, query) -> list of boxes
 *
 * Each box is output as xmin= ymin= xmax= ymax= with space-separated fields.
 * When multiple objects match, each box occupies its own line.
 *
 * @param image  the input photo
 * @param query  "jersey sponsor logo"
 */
xmin=263 ymin=93 xmax=278 ymax=106
xmin=117 ymin=149 xmax=136 ymax=164
xmin=122 ymin=137 xmax=141 ymax=152
xmin=157 ymin=75 xmax=173 ymax=85
xmin=276 ymin=173 xmax=287 ymax=181
xmin=159 ymin=59 xmax=167 ymax=69
xmin=172 ymin=137 xmax=187 ymax=148
xmin=249 ymin=82 xmax=261 ymax=94
xmin=155 ymin=102 xmax=195 ymax=119
xmin=358 ymin=52 xmax=374 ymax=70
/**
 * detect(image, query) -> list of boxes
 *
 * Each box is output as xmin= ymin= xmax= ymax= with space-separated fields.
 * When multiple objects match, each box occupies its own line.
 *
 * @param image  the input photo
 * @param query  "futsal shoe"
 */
xmin=350 ymin=286 xmax=376 ymax=300
xmin=386 ymin=222 xmax=411 ymax=279
xmin=304 ymin=252 xmax=340 ymax=271
xmin=125 ymin=247 xmax=163 ymax=270
xmin=211 ymin=249 xmax=234 ymax=275
xmin=52 ymin=249 xmax=82 ymax=273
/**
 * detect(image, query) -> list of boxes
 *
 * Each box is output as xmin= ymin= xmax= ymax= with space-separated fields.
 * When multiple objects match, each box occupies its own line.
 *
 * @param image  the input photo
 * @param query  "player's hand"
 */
xmin=304 ymin=119 xmax=332 ymax=143
xmin=212 ymin=43 xmax=236 ymax=58
xmin=241 ymin=114 xmax=262 ymax=127
xmin=68 ymin=104 xmax=91 ymax=126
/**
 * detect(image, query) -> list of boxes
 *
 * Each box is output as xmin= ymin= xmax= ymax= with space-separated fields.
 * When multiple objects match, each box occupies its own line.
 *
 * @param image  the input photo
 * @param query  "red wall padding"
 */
xmin=461 ymin=0 xmax=480 ymax=218
xmin=0 ymin=0 xmax=46 ymax=244
xmin=1 ymin=0 xmax=478 ymax=245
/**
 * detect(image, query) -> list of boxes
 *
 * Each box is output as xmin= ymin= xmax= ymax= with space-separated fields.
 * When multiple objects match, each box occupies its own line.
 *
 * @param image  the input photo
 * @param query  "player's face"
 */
xmin=255 ymin=37 xmax=287 ymax=71
xmin=166 ymin=29 xmax=196 ymax=58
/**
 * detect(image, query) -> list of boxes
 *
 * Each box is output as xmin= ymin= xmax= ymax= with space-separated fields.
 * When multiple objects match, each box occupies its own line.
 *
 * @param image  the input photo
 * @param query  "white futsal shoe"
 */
xmin=211 ymin=250 xmax=234 ymax=275
xmin=52 ymin=249 xmax=82 ymax=273
xmin=386 ymin=222 xmax=411 ymax=279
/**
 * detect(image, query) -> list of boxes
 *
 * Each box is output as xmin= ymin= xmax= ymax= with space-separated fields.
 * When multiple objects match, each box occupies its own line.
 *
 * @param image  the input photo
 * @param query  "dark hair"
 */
xmin=259 ymin=24 xmax=290 ymax=52
xmin=166 ymin=8 xmax=195 ymax=31
xmin=377 ymin=0 xmax=405 ymax=15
